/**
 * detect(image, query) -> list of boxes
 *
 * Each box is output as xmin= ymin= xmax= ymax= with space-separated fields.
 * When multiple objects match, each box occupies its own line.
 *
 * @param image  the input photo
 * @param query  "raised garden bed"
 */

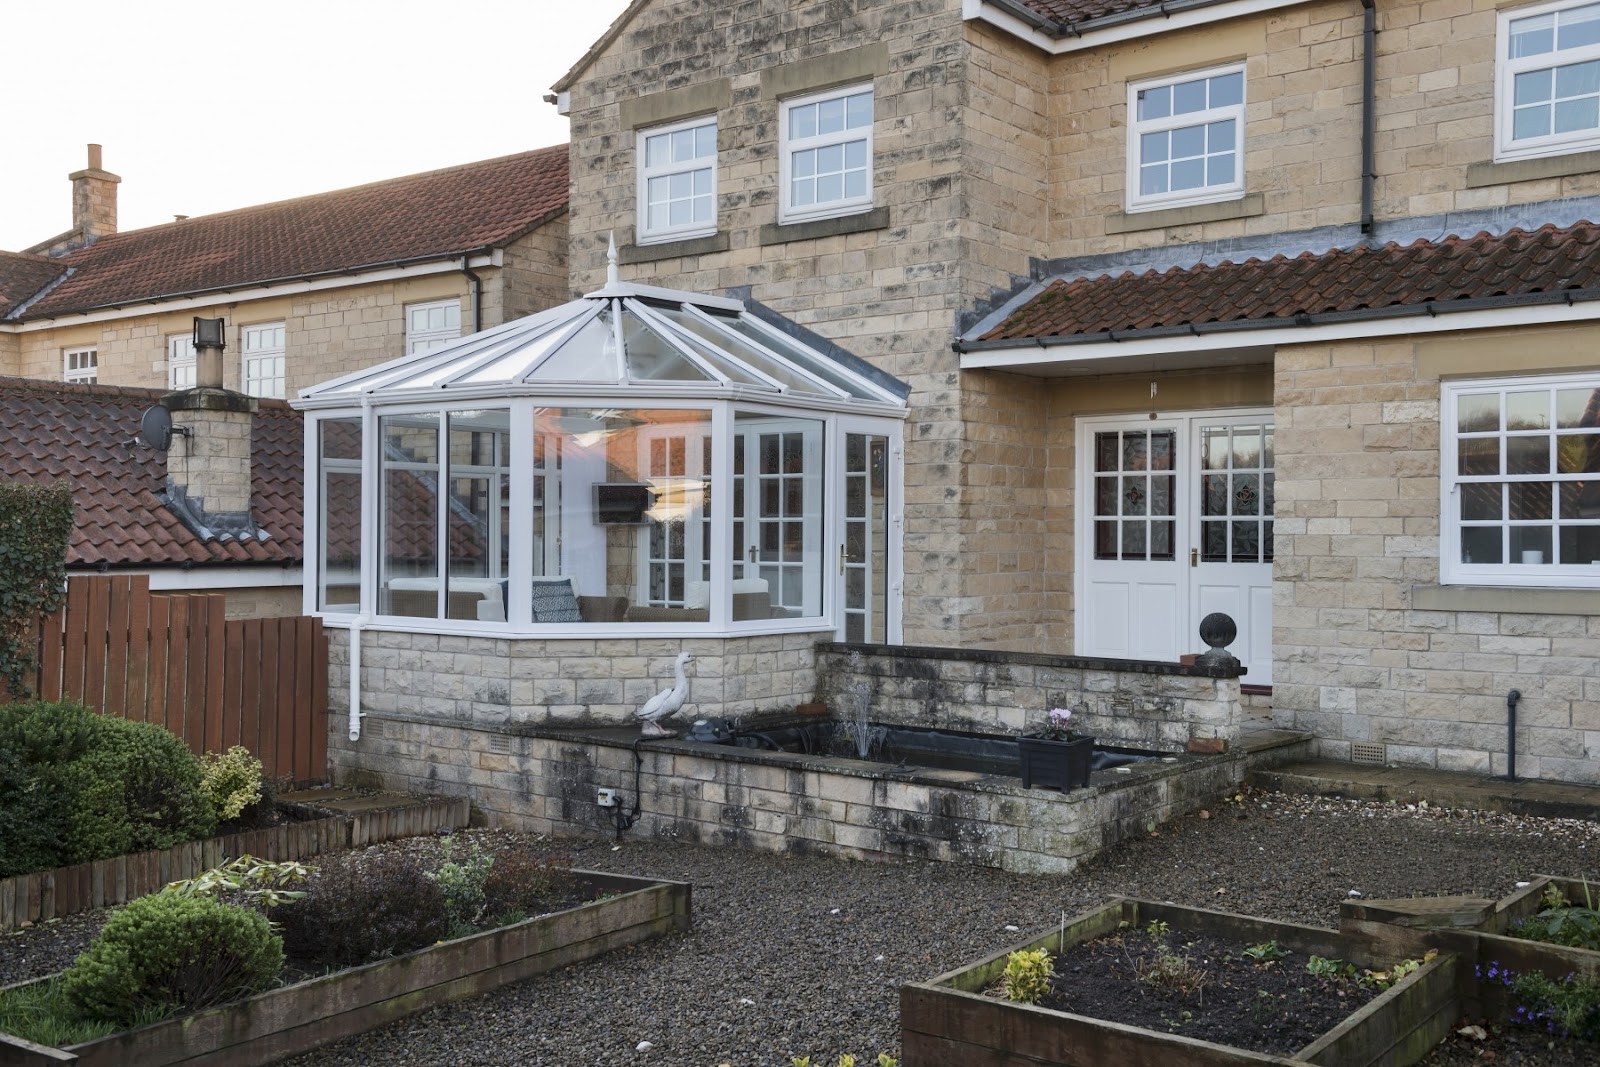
xmin=0 ymin=869 xmax=690 ymax=1067
xmin=901 ymin=897 xmax=1458 ymax=1067
xmin=0 ymin=796 xmax=468 ymax=931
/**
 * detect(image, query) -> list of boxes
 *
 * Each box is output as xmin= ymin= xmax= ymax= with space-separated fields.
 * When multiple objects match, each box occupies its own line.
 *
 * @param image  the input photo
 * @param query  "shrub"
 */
xmin=1002 ymin=947 xmax=1055 ymax=1005
xmin=61 ymin=716 xmax=215 ymax=862
xmin=198 ymin=746 xmax=266 ymax=822
xmin=57 ymin=892 xmax=282 ymax=1027
xmin=0 ymin=698 xmax=97 ymax=765
xmin=427 ymin=839 xmax=495 ymax=932
xmin=277 ymin=850 xmax=450 ymax=965
xmin=0 ymin=481 xmax=74 ymax=699
xmin=0 ymin=745 xmax=66 ymax=877
xmin=481 ymin=849 xmax=580 ymax=922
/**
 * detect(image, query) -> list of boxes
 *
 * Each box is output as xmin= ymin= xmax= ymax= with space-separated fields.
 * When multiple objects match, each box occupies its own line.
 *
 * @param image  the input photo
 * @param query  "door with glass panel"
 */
xmin=838 ymin=428 xmax=894 ymax=644
xmin=733 ymin=414 xmax=824 ymax=619
xmin=1078 ymin=413 xmax=1274 ymax=684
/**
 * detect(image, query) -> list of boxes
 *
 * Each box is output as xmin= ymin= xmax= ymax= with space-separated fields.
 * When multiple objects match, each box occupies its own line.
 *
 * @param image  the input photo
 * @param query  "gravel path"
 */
xmin=6 ymin=789 xmax=1600 ymax=1065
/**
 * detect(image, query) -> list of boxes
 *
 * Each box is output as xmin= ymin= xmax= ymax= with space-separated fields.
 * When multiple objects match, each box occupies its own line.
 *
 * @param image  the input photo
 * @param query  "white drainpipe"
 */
xmin=348 ymin=615 xmax=367 ymax=741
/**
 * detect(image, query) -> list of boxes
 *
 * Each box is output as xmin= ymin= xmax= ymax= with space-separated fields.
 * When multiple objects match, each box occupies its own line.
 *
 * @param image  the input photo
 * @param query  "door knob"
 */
xmin=1190 ymin=548 xmax=1199 ymax=567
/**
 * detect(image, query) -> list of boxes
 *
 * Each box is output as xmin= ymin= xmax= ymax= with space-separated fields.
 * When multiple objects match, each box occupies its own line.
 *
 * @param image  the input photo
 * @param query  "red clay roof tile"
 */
xmin=0 ymin=251 xmax=68 ymax=317
xmin=976 ymin=223 xmax=1600 ymax=343
xmin=16 ymin=146 xmax=568 ymax=320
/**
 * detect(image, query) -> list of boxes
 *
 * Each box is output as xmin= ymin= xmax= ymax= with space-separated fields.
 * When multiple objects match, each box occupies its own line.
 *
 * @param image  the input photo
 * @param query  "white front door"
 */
xmin=1077 ymin=412 xmax=1274 ymax=684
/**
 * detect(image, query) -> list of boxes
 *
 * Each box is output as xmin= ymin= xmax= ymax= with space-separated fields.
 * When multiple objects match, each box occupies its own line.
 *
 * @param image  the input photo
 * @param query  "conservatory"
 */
xmin=295 ymin=259 xmax=908 ymax=646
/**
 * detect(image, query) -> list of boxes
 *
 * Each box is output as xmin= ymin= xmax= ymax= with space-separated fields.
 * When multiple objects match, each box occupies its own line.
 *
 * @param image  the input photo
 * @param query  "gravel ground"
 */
xmin=5 ymin=788 xmax=1600 ymax=1065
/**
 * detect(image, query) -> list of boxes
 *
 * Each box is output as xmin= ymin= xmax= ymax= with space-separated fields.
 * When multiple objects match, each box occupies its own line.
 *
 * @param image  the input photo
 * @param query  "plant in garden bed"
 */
xmin=1508 ymin=881 xmax=1600 ymax=952
xmin=1479 ymin=961 xmax=1600 ymax=1041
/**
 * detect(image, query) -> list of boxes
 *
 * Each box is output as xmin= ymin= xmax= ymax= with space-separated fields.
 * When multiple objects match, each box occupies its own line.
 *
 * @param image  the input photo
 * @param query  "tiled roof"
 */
xmin=976 ymin=222 xmax=1600 ymax=343
xmin=0 ymin=251 xmax=67 ymax=317
xmin=0 ymin=377 xmax=302 ymax=568
xmin=1004 ymin=0 xmax=1164 ymax=24
xmin=14 ymin=146 xmax=569 ymax=320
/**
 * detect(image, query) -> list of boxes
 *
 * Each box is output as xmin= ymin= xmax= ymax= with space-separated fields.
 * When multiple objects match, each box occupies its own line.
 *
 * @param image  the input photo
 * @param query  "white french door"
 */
xmin=1077 ymin=411 xmax=1274 ymax=684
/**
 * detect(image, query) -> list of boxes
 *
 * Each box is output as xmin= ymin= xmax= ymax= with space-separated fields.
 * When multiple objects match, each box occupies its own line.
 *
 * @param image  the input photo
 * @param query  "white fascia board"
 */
xmin=89 ymin=566 xmax=306 ymax=590
xmin=556 ymin=91 xmax=571 ymax=116
xmin=11 ymin=253 xmax=501 ymax=334
xmin=960 ymin=298 xmax=1600 ymax=372
xmin=964 ymin=0 xmax=1309 ymax=55
xmin=294 ymin=382 xmax=908 ymax=418
xmin=581 ymin=282 xmax=745 ymax=311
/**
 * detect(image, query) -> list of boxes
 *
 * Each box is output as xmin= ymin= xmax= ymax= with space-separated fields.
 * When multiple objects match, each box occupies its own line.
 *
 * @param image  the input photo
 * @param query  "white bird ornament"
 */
xmin=636 ymin=651 xmax=694 ymax=737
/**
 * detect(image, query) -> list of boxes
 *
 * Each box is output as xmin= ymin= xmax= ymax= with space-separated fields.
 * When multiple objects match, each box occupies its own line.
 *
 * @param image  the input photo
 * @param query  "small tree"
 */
xmin=0 ymin=482 xmax=75 ymax=699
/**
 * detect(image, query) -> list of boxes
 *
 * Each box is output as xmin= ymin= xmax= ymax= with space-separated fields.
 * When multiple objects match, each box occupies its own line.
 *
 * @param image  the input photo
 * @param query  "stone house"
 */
xmin=0 ymin=144 xmax=570 ymax=400
xmin=527 ymin=0 xmax=1600 ymax=783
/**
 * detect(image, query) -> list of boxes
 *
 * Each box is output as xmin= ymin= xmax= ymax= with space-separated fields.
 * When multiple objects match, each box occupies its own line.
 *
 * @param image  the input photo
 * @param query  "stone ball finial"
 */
xmin=1194 ymin=612 xmax=1241 ymax=671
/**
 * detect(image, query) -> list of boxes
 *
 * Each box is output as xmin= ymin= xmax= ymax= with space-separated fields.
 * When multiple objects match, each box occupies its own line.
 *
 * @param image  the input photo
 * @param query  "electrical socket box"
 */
xmin=596 ymin=788 xmax=619 ymax=808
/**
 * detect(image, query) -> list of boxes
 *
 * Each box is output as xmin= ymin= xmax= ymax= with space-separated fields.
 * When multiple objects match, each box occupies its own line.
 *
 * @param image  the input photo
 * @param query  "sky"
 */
xmin=0 ymin=0 xmax=634 ymax=252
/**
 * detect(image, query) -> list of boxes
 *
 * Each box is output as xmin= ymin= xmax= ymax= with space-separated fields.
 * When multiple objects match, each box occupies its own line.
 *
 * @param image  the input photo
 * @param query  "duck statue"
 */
xmin=636 ymin=651 xmax=694 ymax=738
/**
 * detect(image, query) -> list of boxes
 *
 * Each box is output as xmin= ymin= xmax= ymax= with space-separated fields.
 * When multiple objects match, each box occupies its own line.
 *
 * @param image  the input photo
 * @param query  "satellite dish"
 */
xmin=138 ymin=406 xmax=174 ymax=450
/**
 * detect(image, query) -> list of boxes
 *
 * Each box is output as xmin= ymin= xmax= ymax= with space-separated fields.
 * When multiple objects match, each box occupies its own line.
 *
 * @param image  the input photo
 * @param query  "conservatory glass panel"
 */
xmin=317 ymin=417 xmax=362 ymax=613
xmin=453 ymin=323 xmax=582 ymax=385
xmin=528 ymin=312 xmax=623 ymax=382
xmin=379 ymin=412 xmax=442 ymax=618
xmin=620 ymin=308 xmax=715 ymax=382
xmin=653 ymin=307 xmax=819 ymax=392
xmin=735 ymin=410 xmax=825 ymax=619
xmin=722 ymin=317 xmax=872 ymax=398
xmin=518 ymin=407 xmax=713 ymax=624
xmin=444 ymin=409 xmax=511 ymax=621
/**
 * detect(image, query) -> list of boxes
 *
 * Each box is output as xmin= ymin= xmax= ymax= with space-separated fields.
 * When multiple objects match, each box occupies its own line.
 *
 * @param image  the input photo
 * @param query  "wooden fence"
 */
xmin=17 ymin=574 xmax=327 ymax=784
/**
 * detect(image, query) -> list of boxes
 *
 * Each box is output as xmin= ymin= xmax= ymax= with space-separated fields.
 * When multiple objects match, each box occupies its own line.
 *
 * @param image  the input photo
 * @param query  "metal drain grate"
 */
xmin=488 ymin=734 xmax=513 ymax=755
xmin=1351 ymin=741 xmax=1386 ymax=765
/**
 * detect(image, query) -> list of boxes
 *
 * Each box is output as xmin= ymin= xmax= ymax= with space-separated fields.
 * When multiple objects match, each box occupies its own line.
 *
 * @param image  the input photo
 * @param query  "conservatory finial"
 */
xmin=606 ymin=231 xmax=619 ymax=287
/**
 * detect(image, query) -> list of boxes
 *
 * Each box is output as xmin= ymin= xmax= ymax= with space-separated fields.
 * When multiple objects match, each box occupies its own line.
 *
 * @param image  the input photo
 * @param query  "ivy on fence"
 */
xmin=0 ymin=481 xmax=75 ymax=698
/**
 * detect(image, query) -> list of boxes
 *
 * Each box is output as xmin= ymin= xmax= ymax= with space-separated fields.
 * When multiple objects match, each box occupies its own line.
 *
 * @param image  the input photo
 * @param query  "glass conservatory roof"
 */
xmin=297 ymin=248 xmax=908 ymax=413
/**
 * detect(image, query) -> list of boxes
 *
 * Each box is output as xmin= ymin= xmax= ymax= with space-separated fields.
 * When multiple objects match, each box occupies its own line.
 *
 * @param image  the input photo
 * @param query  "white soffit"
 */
xmin=962 ymin=0 xmax=1310 ymax=55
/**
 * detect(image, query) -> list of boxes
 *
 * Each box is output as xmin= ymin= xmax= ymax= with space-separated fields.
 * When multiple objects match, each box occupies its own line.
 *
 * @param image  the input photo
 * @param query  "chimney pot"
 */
xmin=87 ymin=143 xmax=102 ymax=170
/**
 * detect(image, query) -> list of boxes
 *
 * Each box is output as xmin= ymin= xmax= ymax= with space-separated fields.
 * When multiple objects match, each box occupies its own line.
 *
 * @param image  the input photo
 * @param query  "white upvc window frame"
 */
xmin=636 ymin=115 xmax=719 ymax=244
xmin=62 ymin=346 xmax=98 ymax=384
xmin=1496 ymin=0 xmax=1600 ymax=161
xmin=167 ymin=334 xmax=196 ymax=389
xmin=778 ymin=82 xmax=875 ymax=225
xmin=1441 ymin=372 xmax=1600 ymax=588
xmin=241 ymin=322 xmax=286 ymax=399
xmin=405 ymin=299 xmax=463 ymax=355
xmin=1125 ymin=63 xmax=1247 ymax=213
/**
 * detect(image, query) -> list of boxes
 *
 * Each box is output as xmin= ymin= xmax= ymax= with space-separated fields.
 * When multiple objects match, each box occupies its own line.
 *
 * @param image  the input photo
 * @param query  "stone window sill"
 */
xmin=1106 ymin=194 xmax=1264 ymax=235
xmin=759 ymin=207 xmax=890 ymax=246
xmin=1410 ymin=584 xmax=1596 ymax=615
xmin=619 ymin=232 xmax=729 ymax=265
xmin=1466 ymin=150 xmax=1600 ymax=188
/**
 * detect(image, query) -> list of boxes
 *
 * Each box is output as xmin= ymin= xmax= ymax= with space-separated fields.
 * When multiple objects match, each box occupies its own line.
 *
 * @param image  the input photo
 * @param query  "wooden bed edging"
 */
xmin=0 ymin=871 xmax=691 ymax=1067
xmin=0 ymin=797 xmax=469 ymax=931
xmin=900 ymin=898 xmax=1457 ymax=1067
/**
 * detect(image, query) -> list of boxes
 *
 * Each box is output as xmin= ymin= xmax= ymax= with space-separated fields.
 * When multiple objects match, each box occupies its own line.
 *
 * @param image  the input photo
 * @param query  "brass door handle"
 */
xmin=1190 ymin=548 xmax=1198 ymax=567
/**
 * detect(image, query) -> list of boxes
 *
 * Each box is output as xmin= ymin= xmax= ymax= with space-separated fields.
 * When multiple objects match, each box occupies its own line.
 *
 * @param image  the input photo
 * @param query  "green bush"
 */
xmin=277 ymin=850 xmax=450 ymax=965
xmin=198 ymin=745 xmax=265 ymax=822
xmin=0 ymin=745 xmax=66 ymax=877
xmin=0 ymin=481 xmax=74 ymax=699
xmin=0 ymin=698 xmax=97 ymax=765
xmin=57 ymin=893 xmax=282 ymax=1027
xmin=61 ymin=715 xmax=216 ymax=862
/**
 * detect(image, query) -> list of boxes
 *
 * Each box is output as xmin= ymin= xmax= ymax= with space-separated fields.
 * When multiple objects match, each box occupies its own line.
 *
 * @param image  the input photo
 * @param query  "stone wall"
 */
xmin=1272 ymin=323 xmax=1600 ymax=784
xmin=813 ymin=642 xmax=1244 ymax=751
xmin=327 ymin=627 xmax=822 ymax=731
xmin=328 ymin=712 xmax=1266 ymax=874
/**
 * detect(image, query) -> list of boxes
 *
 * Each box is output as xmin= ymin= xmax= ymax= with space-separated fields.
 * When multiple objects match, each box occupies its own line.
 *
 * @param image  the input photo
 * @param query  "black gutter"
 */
xmin=1360 ymin=0 xmax=1377 ymax=234
xmin=953 ymin=285 xmax=1600 ymax=352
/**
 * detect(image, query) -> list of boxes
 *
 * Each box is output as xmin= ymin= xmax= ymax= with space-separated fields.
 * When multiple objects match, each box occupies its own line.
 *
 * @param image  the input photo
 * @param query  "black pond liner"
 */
xmin=702 ymin=721 xmax=1163 ymax=778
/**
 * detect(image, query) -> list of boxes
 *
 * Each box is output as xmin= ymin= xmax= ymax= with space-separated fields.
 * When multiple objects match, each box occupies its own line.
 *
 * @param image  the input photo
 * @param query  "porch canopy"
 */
xmin=294 ymin=253 xmax=908 ymax=639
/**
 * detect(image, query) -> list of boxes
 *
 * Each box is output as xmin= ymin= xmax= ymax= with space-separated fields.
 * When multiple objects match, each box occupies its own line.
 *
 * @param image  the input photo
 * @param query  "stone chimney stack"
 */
xmin=69 ymin=144 xmax=120 ymax=246
xmin=161 ymin=319 xmax=261 ymax=540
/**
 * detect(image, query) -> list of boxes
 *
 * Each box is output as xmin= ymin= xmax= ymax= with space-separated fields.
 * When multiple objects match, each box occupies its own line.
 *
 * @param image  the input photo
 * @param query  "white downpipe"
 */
xmin=348 ymin=615 xmax=367 ymax=741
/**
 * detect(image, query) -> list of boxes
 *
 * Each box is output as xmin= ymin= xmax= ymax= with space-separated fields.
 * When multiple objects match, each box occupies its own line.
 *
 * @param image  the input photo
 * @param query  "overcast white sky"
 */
xmin=1 ymin=0 xmax=633 ymax=252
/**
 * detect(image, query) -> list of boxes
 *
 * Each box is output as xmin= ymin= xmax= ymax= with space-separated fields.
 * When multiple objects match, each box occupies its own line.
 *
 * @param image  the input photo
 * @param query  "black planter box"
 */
xmin=1018 ymin=734 xmax=1093 ymax=791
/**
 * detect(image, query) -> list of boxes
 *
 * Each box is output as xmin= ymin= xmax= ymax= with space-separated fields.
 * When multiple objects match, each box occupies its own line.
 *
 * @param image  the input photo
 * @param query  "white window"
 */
xmin=779 ymin=83 xmax=873 ymax=224
xmin=1442 ymin=374 xmax=1600 ymax=587
xmin=63 ymin=347 xmax=98 ymax=384
xmin=1497 ymin=0 xmax=1600 ymax=160
xmin=241 ymin=323 xmax=285 ymax=399
xmin=636 ymin=117 xmax=718 ymax=243
xmin=167 ymin=334 xmax=196 ymax=389
xmin=406 ymin=300 xmax=462 ymax=355
xmin=1127 ymin=65 xmax=1245 ymax=212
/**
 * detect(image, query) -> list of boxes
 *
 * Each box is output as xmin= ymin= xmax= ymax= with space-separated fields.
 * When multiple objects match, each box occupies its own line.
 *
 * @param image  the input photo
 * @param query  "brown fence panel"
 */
xmin=11 ymin=575 xmax=327 ymax=783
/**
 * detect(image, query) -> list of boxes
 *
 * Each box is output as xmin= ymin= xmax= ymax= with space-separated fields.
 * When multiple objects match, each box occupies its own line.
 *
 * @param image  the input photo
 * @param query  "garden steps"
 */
xmin=0 ymin=792 xmax=468 ymax=931
xmin=1249 ymin=759 xmax=1600 ymax=821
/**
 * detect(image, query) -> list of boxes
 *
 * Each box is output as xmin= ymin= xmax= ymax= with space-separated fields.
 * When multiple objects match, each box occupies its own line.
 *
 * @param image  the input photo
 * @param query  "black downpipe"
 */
xmin=1505 ymin=689 xmax=1522 ymax=781
xmin=1360 ymin=0 xmax=1377 ymax=234
xmin=459 ymin=251 xmax=486 ymax=334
